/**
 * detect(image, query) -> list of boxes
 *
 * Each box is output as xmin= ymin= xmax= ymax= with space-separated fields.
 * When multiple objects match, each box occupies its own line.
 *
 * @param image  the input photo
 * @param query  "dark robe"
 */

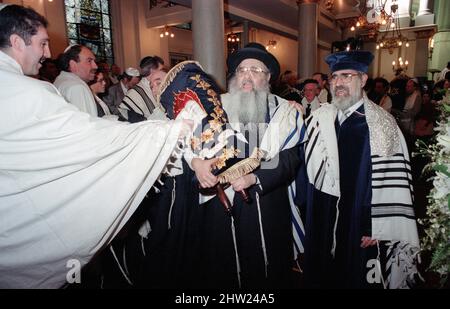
xmin=139 ymin=161 xmax=202 ymax=288
xmin=300 ymin=105 xmax=383 ymax=288
xmin=194 ymin=138 xmax=301 ymax=289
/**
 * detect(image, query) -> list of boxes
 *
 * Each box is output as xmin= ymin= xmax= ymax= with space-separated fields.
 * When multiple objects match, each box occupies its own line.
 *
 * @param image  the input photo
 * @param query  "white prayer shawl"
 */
xmin=301 ymin=96 xmax=321 ymax=114
xmin=94 ymin=95 xmax=111 ymax=115
xmin=54 ymin=71 xmax=98 ymax=117
xmin=317 ymin=88 xmax=329 ymax=104
xmin=304 ymin=95 xmax=420 ymax=288
xmin=222 ymin=93 xmax=307 ymax=256
xmin=94 ymin=95 xmax=119 ymax=121
xmin=0 ymin=51 xmax=184 ymax=288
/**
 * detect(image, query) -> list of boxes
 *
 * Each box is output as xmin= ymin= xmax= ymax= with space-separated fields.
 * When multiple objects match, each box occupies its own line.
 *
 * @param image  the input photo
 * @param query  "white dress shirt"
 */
xmin=337 ymin=98 xmax=364 ymax=125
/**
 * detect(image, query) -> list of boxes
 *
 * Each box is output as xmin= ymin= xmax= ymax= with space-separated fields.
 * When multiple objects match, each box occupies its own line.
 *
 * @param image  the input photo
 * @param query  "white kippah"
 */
xmin=63 ymin=44 xmax=80 ymax=53
xmin=125 ymin=67 xmax=140 ymax=77
xmin=0 ymin=4 xmax=11 ymax=12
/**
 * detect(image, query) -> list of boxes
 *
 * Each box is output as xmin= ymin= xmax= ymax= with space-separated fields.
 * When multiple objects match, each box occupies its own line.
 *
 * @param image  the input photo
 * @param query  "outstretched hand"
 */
xmin=192 ymin=158 xmax=219 ymax=188
xmin=288 ymin=100 xmax=304 ymax=114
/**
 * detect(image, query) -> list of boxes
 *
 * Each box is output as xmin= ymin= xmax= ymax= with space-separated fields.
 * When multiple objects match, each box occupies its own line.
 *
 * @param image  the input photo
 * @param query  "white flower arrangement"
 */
xmin=416 ymin=89 xmax=450 ymax=285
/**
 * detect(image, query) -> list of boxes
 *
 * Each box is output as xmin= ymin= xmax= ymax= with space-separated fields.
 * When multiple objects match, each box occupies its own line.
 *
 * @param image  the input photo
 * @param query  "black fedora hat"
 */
xmin=227 ymin=42 xmax=280 ymax=83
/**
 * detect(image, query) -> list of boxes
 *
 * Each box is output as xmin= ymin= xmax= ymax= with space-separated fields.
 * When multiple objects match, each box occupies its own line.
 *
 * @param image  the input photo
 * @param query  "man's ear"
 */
xmin=69 ymin=59 xmax=77 ymax=73
xmin=9 ymin=34 xmax=26 ymax=52
xmin=361 ymin=73 xmax=368 ymax=88
xmin=266 ymin=73 xmax=271 ymax=83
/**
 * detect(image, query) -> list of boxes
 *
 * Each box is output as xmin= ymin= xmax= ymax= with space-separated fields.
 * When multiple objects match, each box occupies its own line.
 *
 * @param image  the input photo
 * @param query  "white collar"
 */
xmin=337 ymin=98 xmax=364 ymax=124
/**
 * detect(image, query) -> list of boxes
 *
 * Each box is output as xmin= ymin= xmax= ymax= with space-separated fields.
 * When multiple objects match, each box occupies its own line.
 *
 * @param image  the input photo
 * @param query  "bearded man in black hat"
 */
xmin=189 ymin=43 xmax=305 ymax=289
xmin=297 ymin=50 xmax=420 ymax=288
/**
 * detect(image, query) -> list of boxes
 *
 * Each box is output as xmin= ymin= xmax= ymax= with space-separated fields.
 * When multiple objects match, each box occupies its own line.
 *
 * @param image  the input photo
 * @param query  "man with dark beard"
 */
xmin=195 ymin=43 xmax=305 ymax=289
xmin=299 ymin=51 xmax=420 ymax=289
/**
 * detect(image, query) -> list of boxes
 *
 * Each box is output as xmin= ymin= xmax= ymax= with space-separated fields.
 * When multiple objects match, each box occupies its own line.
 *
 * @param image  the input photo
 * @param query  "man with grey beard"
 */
xmin=196 ymin=43 xmax=304 ymax=289
xmin=299 ymin=51 xmax=420 ymax=289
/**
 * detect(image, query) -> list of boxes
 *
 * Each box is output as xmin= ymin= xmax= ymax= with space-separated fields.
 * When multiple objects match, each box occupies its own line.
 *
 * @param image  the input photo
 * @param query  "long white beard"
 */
xmin=226 ymin=90 xmax=268 ymax=127
xmin=227 ymin=75 xmax=270 ymax=127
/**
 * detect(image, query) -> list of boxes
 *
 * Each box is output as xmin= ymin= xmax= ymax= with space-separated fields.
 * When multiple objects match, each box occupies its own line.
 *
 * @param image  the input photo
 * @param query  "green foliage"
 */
xmin=415 ymin=94 xmax=450 ymax=287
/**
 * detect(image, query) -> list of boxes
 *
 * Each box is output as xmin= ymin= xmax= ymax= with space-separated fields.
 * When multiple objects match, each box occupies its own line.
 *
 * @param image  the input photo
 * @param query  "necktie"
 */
xmin=305 ymin=104 xmax=311 ymax=118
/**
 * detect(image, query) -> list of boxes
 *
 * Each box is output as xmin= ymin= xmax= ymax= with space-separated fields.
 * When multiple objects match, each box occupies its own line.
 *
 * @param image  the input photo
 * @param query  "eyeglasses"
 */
xmin=236 ymin=66 xmax=268 ymax=75
xmin=330 ymin=73 xmax=360 ymax=84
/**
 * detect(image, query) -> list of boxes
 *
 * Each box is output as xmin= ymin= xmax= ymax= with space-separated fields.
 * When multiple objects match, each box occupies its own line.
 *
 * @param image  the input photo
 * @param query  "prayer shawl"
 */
xmin=0 ymin=51 xmax=184 ymax=288
xmin=302 ymin=97 xmax=321 ymax=116
xmin=222 ymin=93 xmax=307 ymax=256
xmin=120 ymin=78 xmax=167 ymax=121
xmin=318 ymin=88 xmax=329 ymax=104
xmin=303 ymin=95 xmax=420 ymax=288
xmin=94 ymin=95 xmax=118 ymax=120
xmin=155 ymin=60 xmax=305 ymax=287
xmin=54 ymin=71 xmax=98 ymax=117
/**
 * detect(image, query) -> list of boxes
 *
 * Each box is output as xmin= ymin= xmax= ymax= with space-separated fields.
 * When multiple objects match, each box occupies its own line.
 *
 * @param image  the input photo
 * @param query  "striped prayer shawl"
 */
xmin=120 ymin=84 xmax=156 ymax=119
xmin=262 ymin=96 xmax=307 ymax=257
xmin=222 ymin=93 xmax=308 ymax=257
xmin=384 ymin=240 xmax=422 ymax=288
xmin=303 ymin=96 xmax=420 ymax=288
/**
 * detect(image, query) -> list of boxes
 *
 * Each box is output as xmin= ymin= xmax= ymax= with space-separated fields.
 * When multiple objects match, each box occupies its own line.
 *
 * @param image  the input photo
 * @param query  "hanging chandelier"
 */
xmin=160 ymin=25 xmax=174 ymax=38
xmin=349 ymin=0 xmax=390 ymax=37
xmin=265 ymin=40 xmax=277 ymax=51
xmin=375 ymin=1 xmax=409 ymax=54
xmin=392 ymin=57 xmax=409 ymax=72
xmin=227 ymin=33 xmax=240 ymax=43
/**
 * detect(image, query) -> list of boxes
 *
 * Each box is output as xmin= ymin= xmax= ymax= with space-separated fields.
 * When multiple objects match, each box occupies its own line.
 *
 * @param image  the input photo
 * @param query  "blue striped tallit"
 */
xmin=289 ymin=182 xmax=305 ymax=255
xmin=266 ymin=97 xmax=307 ymax=256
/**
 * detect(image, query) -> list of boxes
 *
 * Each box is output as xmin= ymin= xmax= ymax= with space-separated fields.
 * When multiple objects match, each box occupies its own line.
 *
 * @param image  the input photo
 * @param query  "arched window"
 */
xmin=64 ymin=0 xmax=114 ymax=64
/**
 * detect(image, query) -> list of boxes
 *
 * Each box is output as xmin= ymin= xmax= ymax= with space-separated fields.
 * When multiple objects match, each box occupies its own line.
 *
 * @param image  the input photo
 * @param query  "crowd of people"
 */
xmin=274 ymin=62 xmax=449 ymax=151
xmin=2 ymin=4 xmax=446 ymax=289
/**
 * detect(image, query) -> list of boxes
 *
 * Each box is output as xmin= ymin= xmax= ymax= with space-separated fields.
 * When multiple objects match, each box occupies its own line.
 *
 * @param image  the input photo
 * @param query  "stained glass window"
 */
xmin=64 ymin=0 xmax=114 ymax=64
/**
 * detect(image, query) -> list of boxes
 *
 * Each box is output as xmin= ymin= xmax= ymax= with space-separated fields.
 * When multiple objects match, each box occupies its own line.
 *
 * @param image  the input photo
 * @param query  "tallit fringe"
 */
xmin=167 ymin=178 xmax=176 ymax=230
xmin=230 ymin=216 xmax=242 ymax=288
xmin=256 ymin=192 xmax=268 ymax=278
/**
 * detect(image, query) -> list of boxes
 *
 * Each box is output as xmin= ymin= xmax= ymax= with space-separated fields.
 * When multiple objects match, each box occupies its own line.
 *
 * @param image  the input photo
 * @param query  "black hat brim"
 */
xmin=227 ymin=47 xmax=280 ymax=83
